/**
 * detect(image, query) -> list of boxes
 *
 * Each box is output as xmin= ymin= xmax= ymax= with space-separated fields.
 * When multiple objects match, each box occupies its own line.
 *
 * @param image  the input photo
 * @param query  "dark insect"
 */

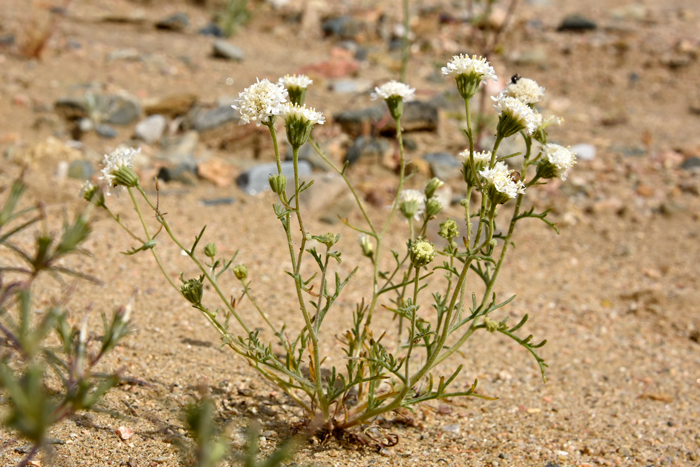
xmin=510 ymin=171 xmax=522 ymax=183
xmin=510 ymin=74 xmax=521 ymax=84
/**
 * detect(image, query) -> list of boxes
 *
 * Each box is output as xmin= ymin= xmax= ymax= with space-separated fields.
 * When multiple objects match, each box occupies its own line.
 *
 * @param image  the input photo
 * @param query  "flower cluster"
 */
xmin=280 ymin=74 xmax=313 ymax=105
xmin=371 ymin=81 xmax=416 ymax=101
xmin=232 ymin=78 xmax=288 ymax=126
xmin=283 ymin=103 xmax=325 ymax=148
xmin=398 ymin=189 xmax=425 ymax=221
xmin=99 ymin=147 xmax=140 ymax=195
xmin=502 ymin=78 xmax=545 ymax=105
xmin=410 ymin=239 xmax=436 ymax=268
xmin=480 ymin=161 xmax=526 ymax=203
xmin=537 ymin=144 xmax=577 ymax=180
xmin=442 ymin=54 xmax=497 ymax=99
xmin=492 ymin=95 xmax=539 ymax=137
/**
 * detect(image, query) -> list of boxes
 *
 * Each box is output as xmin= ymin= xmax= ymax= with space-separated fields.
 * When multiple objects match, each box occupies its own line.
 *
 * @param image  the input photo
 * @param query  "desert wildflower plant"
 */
xmin=0 ymin=175 xmax=130 ymax=466
xmin=84 ymin=55 xmax=576 ymax=438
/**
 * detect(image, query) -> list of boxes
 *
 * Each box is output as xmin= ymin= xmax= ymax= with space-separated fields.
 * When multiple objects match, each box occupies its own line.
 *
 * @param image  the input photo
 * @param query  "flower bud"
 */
xmin=112 ymin=165 xmax=140 ymax=189
xmin=438 ymin=219 xmax=459 ymax=242
xmin=424 ymin=177 xmax=444 ymax=199
xmin=425 ymin=197 xmax=443 ymax=218
xmin=410 ymin=239 xmax=436 ymax=268
xmin=359 ymin=234 xmax=374 ymax=258
xmin=181 ymin=276 xmax=204 ymax=306
xmin=204 ymin=243 xmax=217 ymax=259
xmin=79 ymin=181 xmax=105 ymax=208
xmin=268 ymin=173 xmax=287 ymax=195
xmin=484 ymin=317 xmax=498 ymax=333
xmin=233 ymin=264 xmax=248 ymax=280
xmin=313 ymin=232 xmax=340 ymax=249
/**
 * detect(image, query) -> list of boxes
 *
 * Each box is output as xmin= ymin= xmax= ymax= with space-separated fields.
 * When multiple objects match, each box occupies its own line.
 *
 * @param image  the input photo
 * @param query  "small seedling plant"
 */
xmin=84 ymin=56 xmax=576 ymax=436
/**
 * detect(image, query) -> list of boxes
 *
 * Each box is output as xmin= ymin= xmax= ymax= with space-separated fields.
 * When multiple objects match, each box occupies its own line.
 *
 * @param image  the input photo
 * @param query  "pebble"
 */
xmin=144 ymin=93 xmax=197 ymax=117
xmin=212 ymin=41 xmax=245 ymax=61
xmin=190 ymin=105 xmax=239 ymax=132
xmin=334 ymin=100 xmax=438 ymax=136
xmin=155 ymin=13 xmax=188 ymax=32
xmin=617 ymin=446 xmax=632 ymax=457
xmin=200 ymin=198 xmax=236 ymax=206
xmin=99 ymin=94 xmax=142 ymax=125
xmin=197 ymin=157 xmax=236 ymax=186
xmin=116 ymin=426 xmax=135 ymax=440
xmin=0 ymin=34 xmax=15 ymax=46
xmin=344 ymin=136 xmax=391 ymax=166
xmin=158 ymin=131 xmax=199 ymax=170
xmin=95 ymin=123 xmax=117 ymax=139
xmin=236 ymin=161 xmax=312 ymax=195
xmin=680 ymin=156 xmax=700 ymax=171
xmin=68 ymin=160 xmax=94 ymax=180
xmin=198 ymin=23 xmax=225 ymax=37
xmin=135 ymin=115 xmax=167 ymax=143
xmin=557 ymin=14 xmax=597 ymax=32
xmin=571 ymin=143 xmax=596 ymax=161
xmin=322 ymin=16 xmax=363 ymax=39
xmin=423 ymin=152 xmax=461 ymax=180
xmin=441 ymin=423 xmax=460 ymax=434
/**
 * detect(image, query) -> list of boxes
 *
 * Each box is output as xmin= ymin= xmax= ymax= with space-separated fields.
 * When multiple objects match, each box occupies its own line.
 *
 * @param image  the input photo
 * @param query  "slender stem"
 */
xmin=126 ymin=187 xmax=178 ymax=291
xmin=243 ymin=286 xmax=280 ymax=336
xmin=400 ymin=0 xmax=410 ymax=83
xmin=464 ymin=99 xmax=481 ymax=186
xmin=292 ymin=145 xmax=307 ymax=272
xmin=403 ymin=266 xmax=421 ymax=385
xmin=104 ymin=207 xmax=144 ymax=243
xmin=313 ymin=253 xmax=330 ymax=334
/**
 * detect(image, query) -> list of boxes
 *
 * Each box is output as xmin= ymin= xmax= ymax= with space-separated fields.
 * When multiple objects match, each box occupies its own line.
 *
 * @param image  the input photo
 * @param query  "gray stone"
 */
xmin=200 ymin=197 xmax=236 ymax=206
xmin=95 ymin=123 xmax=117 ymax=139
xmin=135 ymin=115 xmax=167 ymax=143
xmin=191 ymin=106 xmax=239 ymax=132
xmin=67 ymin=160 xmax=94 ymax=180
xmin=77 ymin=118 xmax=94 ymax=133
xmin=680 ymin=156 xmax=700 ymax=171
xmin=158 ymin=131 xmax=199 ymax=170
xmin=557 ymin=14 xmax=597 ymax=32
xmin=92 ymin=94 xmax=141 ymax=125
xmin=198 ymin=23 xmax=224 ymax=37
xmin=344 ymin=136 xmax=391 ymax=165
xmin=571 ymin=143 xmax=596 ymax=161
xmin=333 ymin=105 xmax=385 ymax=136
xmin=322 ymin=16 xmax=363 ymax=39
xmin=334 ymin=100 xmax=439 ymax=136
xmin=212 ymin=41 xmax=245 ymax=61
xmin=156 ymin=12 xmax=188 ymax=31
xmin=441 ymin=423 xmax=460 ymax=434
xmin=236 ymin=161 xmax=312 ymax=195
xmin=423 ymin=152 xmax=461 ymax=180
xmin=157 ymin=165 xmax=196 ymax=185
xmin=54 ymin=97 xmax=90 ymax=121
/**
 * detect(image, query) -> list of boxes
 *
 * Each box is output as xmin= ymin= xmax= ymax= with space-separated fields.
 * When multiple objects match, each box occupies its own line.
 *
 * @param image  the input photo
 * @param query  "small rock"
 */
xmin=618 ymin=446 xmax=632 ymax=457
xmin=0 ymin=34 xmax=15 ymax=46
xmin=571 ymin=143 xmax=596 ymax=161
xmin=660 ymin=201 xmax=685 ymax=217
xmin=212 ymin=41 xmax=245 ymax=61
xmin=638 ymin=392 xmax=674 ymax=402
xmin=191 ymin=106 xmax=239 ymax=132
xmin=106 ymin=48 xmax=140 ymax=62
xmin=322 ymin=16 xmax=363 ymax=39
xmin=261 ymin=430 xmax=277 ymax=438
xmin=68 ymin=160 xmax=94 ymax=180
xmin=544 ymin=463 xmax=561 ymax=467
xmin=54 ymin=97 xmax=90 ymax=121
xmin=200 ymin=198 xmax=236 ymax=206
xmin=198 ymin=23 xmax=225 ymax=37
xmin=236 ymin=161 xmax=312 ymax=195
xmin=197 ymin=157 xmax=235 ymax=186
xmin=144 ymin=94 xmax=197 ymax=118
xmin=423 ymin=152 xmax=461 ymax=180
xmin=95 ymin=123 xmax=117 ymax=139
xmin=156 ymin=13 xmax=189 ymax=32
xmin=97 ymin=94 xmax=142 ymax=125
xmin=116 ymin=426 xmax=135 ymax=440
xmin=135 ymin=115 xmax=167 ymax=143
xmin=441 ymin=423 xmax=460 ymax=434
xmin=157 ymin=166 xmax=197 ymax=185
xmin=592 ymin=197 xmax=624 ymax=215
xmin=334 ymin=100 xmax=438 ymax=136
xmin=680 ymin=156 xmax=700 ymax=171
xmin=437 ymin=404 xmax=452 ymax=415
xmin=159 ymin=131 xmax=199 ymax=170
xmin=557 ymin=14 xmax=597 ymax=32
xmin=78 ymin=118 xmax=94 ymax=133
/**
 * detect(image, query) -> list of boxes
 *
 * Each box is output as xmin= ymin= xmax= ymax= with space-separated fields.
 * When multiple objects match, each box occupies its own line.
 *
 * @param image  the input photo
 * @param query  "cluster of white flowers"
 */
xmin=541 ymin=144 xmax=577 ymax=180
xmin=492 ymin=95 xmax=539 ymax=135
xmin=441 ymin=54 xmax=497 ymax=82
xmin=398 ymin=189 xmax=425 ymax=220
xmin=232 ymin=78 xmax=288 ymax=125
xmin=459 ymin=150 xmax=492 ymax=165
xmin=99 ymin=147 xmax=139 ymax=195
xmin=480 ymin=161 xmax=526 ymax=199
xmin=502 ymin=78 xmax=545 ymax=105
xmin=279 ymin=74 xmax=313 ymax=89
xmin=371 ymin=80 xmax=416 ymax=101
xmin=283 ymin=102 xmax=325 ymax=126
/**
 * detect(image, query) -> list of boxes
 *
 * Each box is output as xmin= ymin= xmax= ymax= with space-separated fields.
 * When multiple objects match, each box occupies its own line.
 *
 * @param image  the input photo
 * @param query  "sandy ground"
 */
xmin=1 ymin=0 xmax=699 ymax=466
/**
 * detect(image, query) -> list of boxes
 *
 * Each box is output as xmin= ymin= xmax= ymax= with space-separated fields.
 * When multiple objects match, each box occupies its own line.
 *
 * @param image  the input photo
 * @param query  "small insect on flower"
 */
xmin=510 ymin=73 xmax=522 ymax=84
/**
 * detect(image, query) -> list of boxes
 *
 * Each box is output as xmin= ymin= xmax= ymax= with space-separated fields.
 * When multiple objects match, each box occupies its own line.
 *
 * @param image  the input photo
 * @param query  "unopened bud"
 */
xmin=425 ymin=197 xmax=443 ymax=218
xmin=204 ymin=243 xmax=217 ymax=259
xmin=360 ymin=234 xmax=374 ymax=258
xmin=268 ymin=173 xmax=287 ymax=195
xmin=233 ymin=264 xmax=248 ymax=280
xmin=181 ymin=276 xmax=204 ymax=306
xmin=424 ymin=177 xmax=444 ymax=199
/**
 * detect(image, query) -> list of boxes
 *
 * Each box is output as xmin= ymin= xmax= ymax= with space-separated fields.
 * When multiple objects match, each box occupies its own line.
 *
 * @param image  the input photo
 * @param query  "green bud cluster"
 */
xmin=181 ymin=275 xmax=204 ymax=306
xmin=410 ymin=239 xmax=436 ymax=268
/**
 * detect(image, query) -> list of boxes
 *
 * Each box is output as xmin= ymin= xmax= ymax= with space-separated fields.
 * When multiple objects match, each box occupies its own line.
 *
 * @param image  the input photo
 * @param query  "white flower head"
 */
xmin=459 ymin=150 xmax=492 ymax=165
xmin=541 ymin=143 xmax=577 ymax=180
xmin=283 ymin=102 xmax=325 ymax=126
xmin=441 ymin=54 xmax=498 ymax=82
xmin=480 ymin=161 xmax=525 ymax=200
xmin=279 ymin=74 xmax=313 ymax=89
xmin=503 ymin=78 xmax=545 ymax=105
xmin=99 ymin=147 xmax=140 ymax=196
xmin=398 ymin=189 xmax=425 ymax=220
xmin=371 ymin=80 xmax=416 ymax=101
xmin=493 ymin=95 xmax=539 ymax=136
xmin=232 ymin=78 xmax=288 ymax=126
